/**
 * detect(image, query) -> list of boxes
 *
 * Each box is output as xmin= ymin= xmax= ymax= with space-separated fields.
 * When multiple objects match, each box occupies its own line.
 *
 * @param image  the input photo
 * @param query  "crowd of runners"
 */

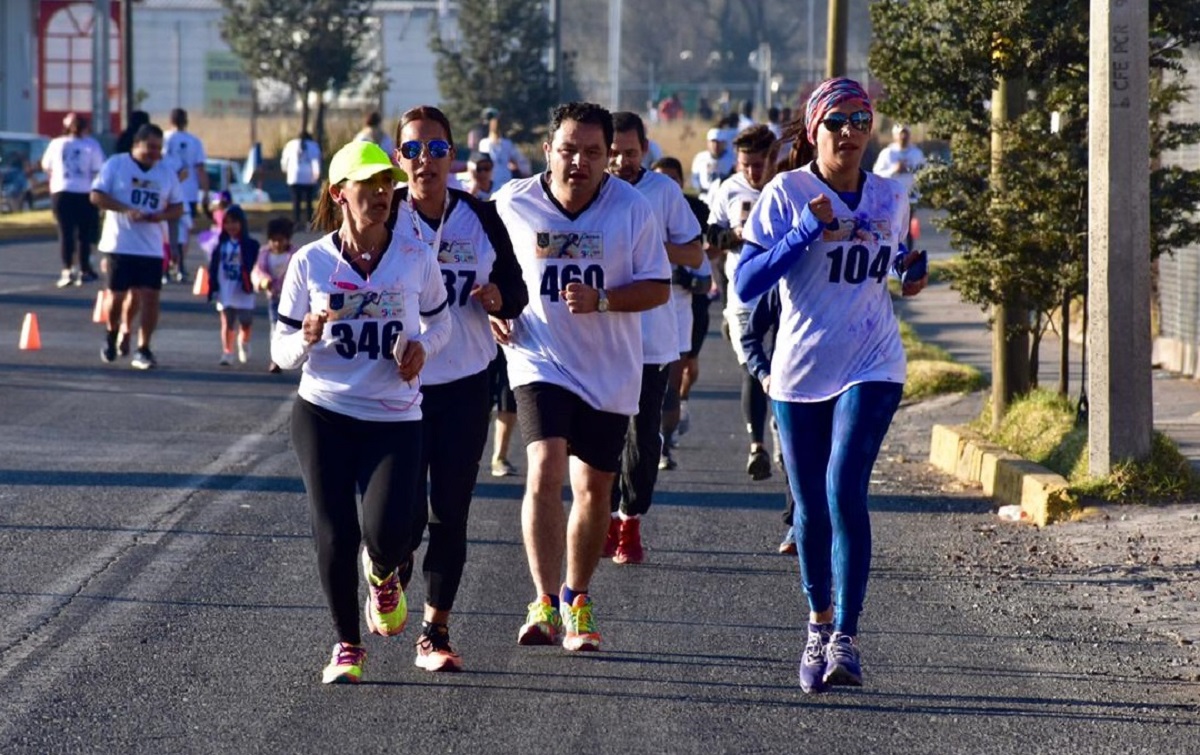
xmin=40 ymin=79 xmax=928 ymax=693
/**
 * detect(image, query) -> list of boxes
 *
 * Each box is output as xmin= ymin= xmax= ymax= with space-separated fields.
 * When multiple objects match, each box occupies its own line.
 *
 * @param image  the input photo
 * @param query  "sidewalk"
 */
xmin=900 ymin=207 xmax=1200 ymax=474
xmin=896 ymin=209 xmax=1200 ymax=648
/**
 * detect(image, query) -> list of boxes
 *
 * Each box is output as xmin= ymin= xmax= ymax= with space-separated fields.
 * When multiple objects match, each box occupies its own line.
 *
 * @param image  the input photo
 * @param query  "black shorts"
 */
xmin=514 ymin=382 xmax=628 ymax=473
xmin=106 ymin=253 xmax=164 ymax=292
xmin=689 ymin=292 xmax=711 ymax=357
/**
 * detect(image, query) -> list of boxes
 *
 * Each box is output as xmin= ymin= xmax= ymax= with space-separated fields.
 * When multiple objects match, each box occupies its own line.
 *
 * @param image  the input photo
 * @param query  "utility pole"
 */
xmin=607 ymin=0 xmax=622 ymax=109
xmin=1087 ymin=0 xmax=1152 ymax=474
xmin=989 ymin=66 xmax=1032 ymax=432
xmin=93 ymin=0 xmax=111 ymax=137
xmin=549 ymin=0 xmax=562 ymax=97
xmin=121 ymin=0 xmax=133 ymax=127
xmin=825 ymin=0 xmax=847 ymax=78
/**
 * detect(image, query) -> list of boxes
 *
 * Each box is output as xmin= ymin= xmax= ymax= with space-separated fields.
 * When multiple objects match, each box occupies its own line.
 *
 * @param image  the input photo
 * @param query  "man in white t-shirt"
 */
xmin=42 ymin=112 xmax=105 ymax=286
xmin=604 ymin=111 xmax=702 ymax=565
xmin=872 ymin=124 xmax=925 ymax=204
xmin=163 ymin=108 xmax=209 ymax=282
xmin=90 ymin=123 xmax=184 ymax=370
xmin=690 ymin=128 xmax=734 ymax=193
xmin=281 ymin=132 xmax=323 ymax=225
xmin=707 ymin=124 xmax=776 ymax=481
xmin=492 ymin=102 xmax=671 ymax=653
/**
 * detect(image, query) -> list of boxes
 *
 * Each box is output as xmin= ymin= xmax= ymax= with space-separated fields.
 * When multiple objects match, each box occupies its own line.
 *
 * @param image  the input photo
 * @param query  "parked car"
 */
xmin=0 ymin=131 xmax=51 ymax=212
xmin=204 ymin=158 xmax=271 ymax=207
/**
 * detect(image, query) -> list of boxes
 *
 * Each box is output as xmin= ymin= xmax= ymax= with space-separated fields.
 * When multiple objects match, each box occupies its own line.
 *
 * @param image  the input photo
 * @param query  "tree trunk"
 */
xmin=314 ymin=97 xmax=328 ymax=158
xmin=300 ymin=89 xmax=312 ymax=135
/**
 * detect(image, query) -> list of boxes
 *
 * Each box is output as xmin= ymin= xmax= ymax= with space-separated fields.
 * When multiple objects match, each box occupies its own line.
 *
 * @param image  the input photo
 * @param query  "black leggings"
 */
xmin=410 ymin=370 xmax=491 ymax=611
xmin=291 ymin=398 xmax=422 ymax=645
xmin=291 ymin=184 xmax=316 ymax=226
xmin=742 ymin=368 xmax=767 ymax=444
xmin=51 ymin=192 xmax=98 ymax=273
xmin=611 ymin=363 xmax=671 ymax=516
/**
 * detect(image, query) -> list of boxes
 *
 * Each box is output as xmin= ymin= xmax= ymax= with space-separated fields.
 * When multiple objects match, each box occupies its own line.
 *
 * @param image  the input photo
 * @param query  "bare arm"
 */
xmin=561 ymin=279 xmax=670 ymax=314
xmin=665 ymin=238 xmax=703 ymax=268
xmin=90 ymin=190 xmax=134 ymax=214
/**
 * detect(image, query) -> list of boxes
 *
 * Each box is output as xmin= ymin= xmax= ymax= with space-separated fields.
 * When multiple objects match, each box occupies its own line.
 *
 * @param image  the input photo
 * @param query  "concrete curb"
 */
xmin=929 ymin=424 xmax=1076 ymax=526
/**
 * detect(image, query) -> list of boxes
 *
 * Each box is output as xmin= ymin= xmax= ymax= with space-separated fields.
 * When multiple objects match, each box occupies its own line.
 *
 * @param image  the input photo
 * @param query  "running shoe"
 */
xmin=267 ymin=362 xmax=282 ymax=374
xmin=613 ymin=517 xmax=644 ymax=565
xmin=658 ymin=450 xmax=677 ymax=471
xmin=219 ymin=352 xmax=233 ymax=366
xmin=56 ymin=269 xmax=74 ymax=288
xmin=101 ymin=342 xmax=117 ymax=364
xmin=677 ymin=401 xmax=690 ymax=437
xmin=414 ymin=624 xmax=463 ymax=672
xmin=601 ymin=516 xmax=621 ymax=558
xmin=238 ymin=341 xmax=251 ymax=364
xmin=516 ymin=595 xmax=562 ymax=646
xmin=491 ymin=458 xmax=517 ymax=477
xmin=321 ymin=642 xmax=366 ymax=684
xmin=80 ymin=270 xmax=99 ymax=283
xmin=823 ymin=632 xmax=863 ymax=687
xmin=130 ymin=348 xmax=156 ymax=370
xmin=361 ymin=548 xmax=407 ymax=637
xmin=799 ymin=622 xmax=832 ymax=693
xmin=778 ymin=527 xmax=797 ymax=555
xmin=118 ymin=333 xmax=131 ymax=357
xmin=561 ymin=593 xmax=601 ymax=652
xmin=747 ymin=448 xmax=771 ymax=481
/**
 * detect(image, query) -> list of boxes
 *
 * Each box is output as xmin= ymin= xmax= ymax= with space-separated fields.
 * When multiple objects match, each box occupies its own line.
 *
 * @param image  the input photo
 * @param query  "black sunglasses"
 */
xmin=821 ymin=111 xmax=872 ymax=134
xmin=399 ymin=139 xmax=451 ymax=160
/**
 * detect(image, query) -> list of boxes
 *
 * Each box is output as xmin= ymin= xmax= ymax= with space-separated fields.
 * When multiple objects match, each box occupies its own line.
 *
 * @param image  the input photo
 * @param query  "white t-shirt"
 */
xmin=741 ymin=167 xmax=910 ymax=403
xmin=214 ymin=239 xmax=257 ymax=311
xmin=690 ymin=149 xmax=734 ymax=192
xmin=629 ymin=169 xmax=702 ymax=364
xmin=477 ymin=136 xmax=530 ymax=187
xmin=93 ymin=154 xmax=183 ymax=258
xmin=494 ymin=174 xmax=671 ymax=415
xmin=872 ymin=144 xmax=925 ymax=202
xmin=709 ymin=172 xmax=764 ymax=316
xmin=41 ymin=135 xmax=105 ymax=194
xmin=394 ymin=192 xmax=500 ymax=385
xmin=281 ymin=139 xmax=322 ymax=186
xmin=163 ymin=130 xmax=207 ymax=203
xmin=276 ymin=230 xmax=448 ymax=422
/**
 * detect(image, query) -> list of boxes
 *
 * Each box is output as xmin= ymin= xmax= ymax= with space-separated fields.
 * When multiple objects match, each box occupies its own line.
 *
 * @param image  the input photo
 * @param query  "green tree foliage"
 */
xmin=431 ymin=0 xmax=568 ymax=145
xmin=870 ymin=0 xmax=1200 ymax=368
xmin=218 ymin=0 xmax=376 ymax=147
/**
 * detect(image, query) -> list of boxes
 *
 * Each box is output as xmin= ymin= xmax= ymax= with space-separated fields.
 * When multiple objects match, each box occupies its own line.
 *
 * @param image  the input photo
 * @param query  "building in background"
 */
xmin=0 ymin=0 xmax=456 ymax=138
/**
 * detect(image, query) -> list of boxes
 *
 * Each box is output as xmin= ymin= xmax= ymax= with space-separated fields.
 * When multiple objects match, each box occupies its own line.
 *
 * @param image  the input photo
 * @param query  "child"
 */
xmin=251 ymin=217 xmax=296 ymax=373
xmin=201 ymin=204 xmax=260 ymax=366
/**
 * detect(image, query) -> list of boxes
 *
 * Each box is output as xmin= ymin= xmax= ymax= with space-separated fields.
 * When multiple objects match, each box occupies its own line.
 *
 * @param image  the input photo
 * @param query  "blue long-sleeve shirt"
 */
xmin=732 ymin=203 xmax=824 ymax=302
xmin=740 ymin=285 xmax=783 ymax=386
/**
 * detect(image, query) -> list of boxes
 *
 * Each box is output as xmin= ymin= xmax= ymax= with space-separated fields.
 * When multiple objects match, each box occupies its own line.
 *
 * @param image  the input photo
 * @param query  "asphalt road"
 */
xmin=1 ymin=238 xmax=1197 ymax=753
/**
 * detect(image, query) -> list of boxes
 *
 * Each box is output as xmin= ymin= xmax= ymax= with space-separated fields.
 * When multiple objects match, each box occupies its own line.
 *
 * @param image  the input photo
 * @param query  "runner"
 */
xmin=492 ymin=101 xmax=671 ymax=651
xmin=387 ymin=105 xmax=527 ymax=671
xmin=163 ymin=108 xmax=209 ymax=282
xmin=603 ymin=112 xmax=702 ymax=564
xmin=734 ymin=77 xmax=928 ymax=693
xmin=707 ymin=124 xmax=776 ymax=480
xmin=90 ymin=124 xmax=183 ymax=370
xmin=42 ymin=113 xmax=105 ymax=287
xmin=270 ymin=140 xmax=450 ymax=684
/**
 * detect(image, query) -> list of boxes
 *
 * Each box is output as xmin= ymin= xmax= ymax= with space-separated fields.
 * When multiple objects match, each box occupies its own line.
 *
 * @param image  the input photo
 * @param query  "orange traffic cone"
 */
xmin=19 ymin=313 xmax=41 ymax=350
xmin=909 ymin=215 xmax=922 ymax=243
xmin=193 ymin=266 xmax=210 ymax=297
xmin=92 ymin=291 xmax=107 ymax=324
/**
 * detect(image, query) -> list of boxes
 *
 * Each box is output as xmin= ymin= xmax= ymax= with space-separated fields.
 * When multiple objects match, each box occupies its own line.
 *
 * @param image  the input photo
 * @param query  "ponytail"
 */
xmin=311 ymin=181 xmax=341 ymax=233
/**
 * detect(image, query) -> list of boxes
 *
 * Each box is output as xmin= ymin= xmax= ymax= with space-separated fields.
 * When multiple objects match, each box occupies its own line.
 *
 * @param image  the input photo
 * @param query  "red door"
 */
xmin=38 ymin=0 xmax=122 ymax=136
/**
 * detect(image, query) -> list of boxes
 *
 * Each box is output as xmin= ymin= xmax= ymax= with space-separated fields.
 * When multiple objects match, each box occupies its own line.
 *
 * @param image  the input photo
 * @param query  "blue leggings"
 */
xmin=773 ymin=381 xmax=903 ymax=637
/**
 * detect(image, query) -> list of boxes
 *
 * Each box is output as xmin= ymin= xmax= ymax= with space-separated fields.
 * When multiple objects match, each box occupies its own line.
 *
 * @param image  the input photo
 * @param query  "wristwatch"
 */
xmin=597 ymin=288 xmax=609 ymax=313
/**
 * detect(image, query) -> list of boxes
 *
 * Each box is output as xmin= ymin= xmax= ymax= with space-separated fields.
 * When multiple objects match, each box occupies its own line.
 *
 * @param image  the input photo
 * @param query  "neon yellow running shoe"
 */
xmin=517 ymin=595 xmax=562 ymax=645
xmin=361 ymin=548 xmax=407 ymax=637
xmin=562 ymin=594 xmax=602 ymax=652
xmin=321 ymin=642 xmax=366 ymax=684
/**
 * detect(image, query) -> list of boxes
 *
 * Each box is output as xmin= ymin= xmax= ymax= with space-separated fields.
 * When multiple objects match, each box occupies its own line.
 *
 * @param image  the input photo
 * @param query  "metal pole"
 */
xmin=121 ymin=0 xmax=133 ymax=127
xmin=550 ymin=0 xmax=563 ymax=97
xmin=93 ymin=0 xmax=111 ymax=137
xmin=608 ymin=0 xmax=621 ymax=109
xmin=825 ymin=0 xmax=846 ymax=78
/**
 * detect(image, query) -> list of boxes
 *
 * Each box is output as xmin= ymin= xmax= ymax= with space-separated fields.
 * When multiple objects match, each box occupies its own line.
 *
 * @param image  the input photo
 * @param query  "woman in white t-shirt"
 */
xmin=271 ymin=141 xmax=451 ymax=684
xmin=734 ymin=78 xmax=928 ymax=695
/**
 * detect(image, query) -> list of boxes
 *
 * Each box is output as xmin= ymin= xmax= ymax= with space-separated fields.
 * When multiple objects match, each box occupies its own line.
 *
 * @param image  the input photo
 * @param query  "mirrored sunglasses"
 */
xmin=821 ymin=111 xmax=872 ymax=134
xmin=399 ymin=139 xmax=451 ymax=160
